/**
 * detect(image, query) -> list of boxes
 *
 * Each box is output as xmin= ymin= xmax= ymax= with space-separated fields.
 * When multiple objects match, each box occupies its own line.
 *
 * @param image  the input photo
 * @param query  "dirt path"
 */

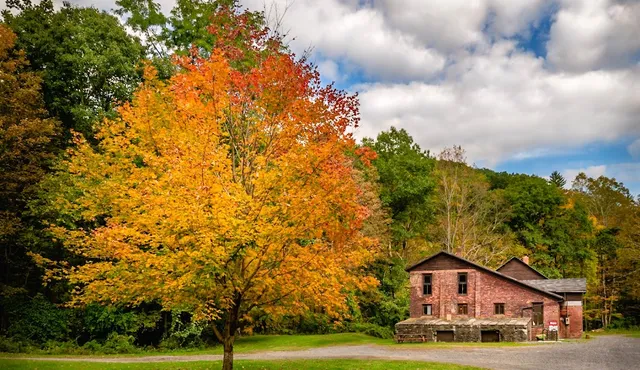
xmin=13 ymin=335 xmax=640 ymax=370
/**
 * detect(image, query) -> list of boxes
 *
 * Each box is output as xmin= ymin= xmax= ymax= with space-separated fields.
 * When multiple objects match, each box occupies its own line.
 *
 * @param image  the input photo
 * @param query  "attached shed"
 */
xmin=520 ymin=278 xmax=586 ymax=339
xmin=395 ymin=317 xmax=530 ymax=343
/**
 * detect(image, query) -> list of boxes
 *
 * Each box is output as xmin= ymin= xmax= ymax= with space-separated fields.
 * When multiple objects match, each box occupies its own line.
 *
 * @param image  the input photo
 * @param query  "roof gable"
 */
xmin=406 ymin=252 xmax=469 ymax=271
xmin=497 ymin=257 xmax=547 ymax=280
xmin=407 ymin=251 xmax=563 ymax=301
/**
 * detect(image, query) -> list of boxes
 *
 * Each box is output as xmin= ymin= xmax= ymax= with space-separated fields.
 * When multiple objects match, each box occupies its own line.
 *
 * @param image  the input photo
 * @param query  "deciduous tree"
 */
xmin=35 ymin=9 xmax=376 ymax=369
xmin=2 ymin=0 xmax=144 ymax=140
xmin=432 ymin=146 xmax=520 ymax=267
xmin=572 ymin=173 xmax=638 ymax=328
xmin=361 ymin=127 xmax=434 ymax=260
xmin=0 ymin=24 xmax=58 ymax=298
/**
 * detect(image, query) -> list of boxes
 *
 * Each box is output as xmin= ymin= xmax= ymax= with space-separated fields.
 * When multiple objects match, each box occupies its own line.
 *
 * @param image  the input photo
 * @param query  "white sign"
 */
xmin=548 ymin=320 xmax=559 ymax=331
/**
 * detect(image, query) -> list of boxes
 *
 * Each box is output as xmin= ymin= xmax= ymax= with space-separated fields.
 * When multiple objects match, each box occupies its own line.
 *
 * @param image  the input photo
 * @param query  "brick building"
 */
xmin=395 ymin=252 xmax=586 ymax=342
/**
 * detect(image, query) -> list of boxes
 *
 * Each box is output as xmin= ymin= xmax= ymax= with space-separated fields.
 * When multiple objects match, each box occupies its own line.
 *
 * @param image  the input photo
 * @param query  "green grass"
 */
xmin=227 ymin=333 xmax=528 ymax=353
xmin=0 ymin=333 xmax=530 ymax=358
xmin=0 ymin=359 xmax=484 ymax=370
xmin=587 ymin=328 xmax=640 ymax=338
xmin=231 ymin=333 xmax=390 ymax=352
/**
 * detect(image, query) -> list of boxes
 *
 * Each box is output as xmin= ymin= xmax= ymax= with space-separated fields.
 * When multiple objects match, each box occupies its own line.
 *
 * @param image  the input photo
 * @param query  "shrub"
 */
xmin=81 ymin=303 xmax=161 ymax=342
xmin=42 ymin=340 xmax=91 ymax=355
xmin=4 ymin=294 xmax=69 ymax=342
xmin=102 ymin=333 xmax=138 ymax=354
xmin=159 ymin=321 xmax=206 ymax=350
xmin=0 ymin=336 xmax=37 ymax=353
xmin=348 ymin=322 xmax=394 ymax=339
xmin=82 ymin=339 xmax=103 ymax=353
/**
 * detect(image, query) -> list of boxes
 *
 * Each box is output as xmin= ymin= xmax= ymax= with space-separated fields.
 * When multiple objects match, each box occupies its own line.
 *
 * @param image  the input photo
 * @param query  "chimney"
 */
xmin=522 ymin=256 xmax=529 ymax=265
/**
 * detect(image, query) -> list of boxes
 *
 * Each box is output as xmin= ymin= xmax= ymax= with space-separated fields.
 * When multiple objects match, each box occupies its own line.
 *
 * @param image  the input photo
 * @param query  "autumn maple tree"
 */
xmin=36 ymin=7 xmax=377 ymax=369
xmin=0 ymin=24 xmax=58 ymax=296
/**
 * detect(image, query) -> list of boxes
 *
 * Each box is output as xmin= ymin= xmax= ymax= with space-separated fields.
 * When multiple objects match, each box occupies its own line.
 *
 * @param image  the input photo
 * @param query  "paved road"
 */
xmin=18 ymin=335 xmax=640 ymax=370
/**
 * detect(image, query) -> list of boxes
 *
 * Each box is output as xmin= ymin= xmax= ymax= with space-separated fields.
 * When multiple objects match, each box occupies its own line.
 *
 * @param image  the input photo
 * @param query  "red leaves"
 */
xmin=205 ymin=4 xmax=275 ymax=64
xmin=356 ymin=146 xmax=378 ymax=167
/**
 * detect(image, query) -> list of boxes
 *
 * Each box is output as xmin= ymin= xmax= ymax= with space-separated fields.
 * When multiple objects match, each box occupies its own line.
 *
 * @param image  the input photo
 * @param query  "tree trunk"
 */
xmin=222 ymin=338 xmax=234 ymax=370
xmin=218 ymin=293 xmax=242 ymax=370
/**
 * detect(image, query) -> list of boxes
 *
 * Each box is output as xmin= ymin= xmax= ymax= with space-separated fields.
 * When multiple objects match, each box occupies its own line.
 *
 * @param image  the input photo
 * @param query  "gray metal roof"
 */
xmin=520 ymin=278 xmax=587 ymax=293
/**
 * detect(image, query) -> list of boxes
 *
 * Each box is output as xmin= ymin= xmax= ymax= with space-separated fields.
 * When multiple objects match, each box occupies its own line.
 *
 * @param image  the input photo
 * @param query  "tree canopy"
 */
xmin=34 ymin=7 xmax=376 ymax=369
xmin=2 ymin=0 xmax=144 ymax=140
xmin=362 ymin=127 xmax=434 ymax=260
xmin=0 ymin=24 xmax=58 ymax=297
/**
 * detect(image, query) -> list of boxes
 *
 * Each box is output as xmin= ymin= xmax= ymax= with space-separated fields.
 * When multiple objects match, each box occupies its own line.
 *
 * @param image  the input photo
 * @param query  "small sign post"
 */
xmin=548 ymin=320 xmax=559 ymax=341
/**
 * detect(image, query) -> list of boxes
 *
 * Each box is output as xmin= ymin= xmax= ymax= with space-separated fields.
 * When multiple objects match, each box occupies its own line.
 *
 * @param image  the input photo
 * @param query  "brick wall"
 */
xmin=560 ymin=304 xmax=583 ymax=339
xmin=409 ymin=265 xmax=563 ymax=338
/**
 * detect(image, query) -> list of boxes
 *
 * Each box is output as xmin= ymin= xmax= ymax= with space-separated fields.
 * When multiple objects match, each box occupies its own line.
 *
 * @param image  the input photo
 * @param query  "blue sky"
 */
xmin=255 ymin=0 xmax=640 ymax=196
xmin=11 ymin=0 xmax=640 ymax=195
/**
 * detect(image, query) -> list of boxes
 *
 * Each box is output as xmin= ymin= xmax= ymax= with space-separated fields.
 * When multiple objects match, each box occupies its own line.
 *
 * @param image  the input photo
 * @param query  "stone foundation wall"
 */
xmin=395 ymin=323 xmax=529 ymax=342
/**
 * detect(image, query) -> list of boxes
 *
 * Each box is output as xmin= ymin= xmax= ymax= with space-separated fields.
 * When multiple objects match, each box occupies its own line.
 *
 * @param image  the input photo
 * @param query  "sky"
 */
xmin=7 ymin=0 xmax=640 ymax=196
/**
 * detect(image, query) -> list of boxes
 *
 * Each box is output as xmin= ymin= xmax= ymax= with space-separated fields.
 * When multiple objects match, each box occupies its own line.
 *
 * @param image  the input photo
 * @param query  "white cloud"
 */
xmin=563 ymin=163 xmax=640 ymax=195
xmin=612 ymin=164 xmax=640 ymax=197
xmin=563 ymin=165 xmax=608 ymax=185
xmin=355 ymin=41 xmax=640 ymax=164
xmin=243 ymin=0 xmax=447 ymax=81
xmin=628 ymin=139 xmax=640 ymax=159
xmin=5 ymin=0 xmax=640 ymax=171
xmin=377 ymin=0 xmax=553 ymax=52
xmin=317 ymin=59 xmax=342 ymax=83
xmin=547 ymin=0 xmax=640 ymax=72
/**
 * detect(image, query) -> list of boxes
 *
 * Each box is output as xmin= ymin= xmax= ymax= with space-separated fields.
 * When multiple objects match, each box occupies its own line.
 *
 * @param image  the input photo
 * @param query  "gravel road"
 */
xmin=16 ymin=335 xmax=640 ymax=370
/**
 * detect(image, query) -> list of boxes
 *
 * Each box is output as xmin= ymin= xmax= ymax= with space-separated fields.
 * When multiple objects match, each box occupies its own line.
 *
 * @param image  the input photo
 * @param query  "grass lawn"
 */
xmin=0 ymin=333 xmax=531 ymax=358
xmin=227 ymin=333 xmax=529 ymax=353
xmin=0 ymin=359 xmax=484 ymax=370
xmin=587 ymin=329 xmax=640 ymax=338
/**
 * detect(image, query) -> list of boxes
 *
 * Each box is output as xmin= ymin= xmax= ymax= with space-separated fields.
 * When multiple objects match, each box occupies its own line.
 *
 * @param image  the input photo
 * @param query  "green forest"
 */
xmin=1 ymin=0 xmax=639 ymax=356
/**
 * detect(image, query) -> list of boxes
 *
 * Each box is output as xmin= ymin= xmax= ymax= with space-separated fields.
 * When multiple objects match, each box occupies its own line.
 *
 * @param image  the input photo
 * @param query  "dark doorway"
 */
xmin=481 ymin=330 xmax=500 ymax=342
xmin=436 ymin=330 xmax=455 ymax=342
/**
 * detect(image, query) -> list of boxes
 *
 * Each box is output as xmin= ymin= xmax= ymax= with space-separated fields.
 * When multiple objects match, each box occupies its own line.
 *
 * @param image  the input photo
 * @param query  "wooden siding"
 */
xmin=565 ymin=293 xmax=583 ymax=302
xmin=411 ymin=253 xmax=469 ymax=271
xmin=497 ymin=259 xmax=546 ymax=280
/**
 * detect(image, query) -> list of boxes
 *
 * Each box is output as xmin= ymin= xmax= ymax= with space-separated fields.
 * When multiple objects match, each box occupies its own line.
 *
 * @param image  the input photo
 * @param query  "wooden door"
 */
xmin=481 ymin=330 xmax=500 ymax=342
xmin=436 ymin=330 xmax=455 ymax=342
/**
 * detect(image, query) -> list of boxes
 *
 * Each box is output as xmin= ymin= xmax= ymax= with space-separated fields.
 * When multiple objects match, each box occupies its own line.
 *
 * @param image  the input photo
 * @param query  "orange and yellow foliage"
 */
xmin=39 ymin=25 xmax=377 ymax=334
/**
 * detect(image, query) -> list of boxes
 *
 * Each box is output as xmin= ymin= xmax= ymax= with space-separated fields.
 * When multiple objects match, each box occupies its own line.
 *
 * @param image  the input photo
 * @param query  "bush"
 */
xmin=0 ymin=336 xmax=37 ymax=353
xmin=609 ymin=317 xmax=640 ymax=330
xmin=158 ymin=320 xmax=206 ymax=350
xmin=102 ymin=333 xmax=138 ymax=354
xmin=4 ymin=294 xmax=69 ymax=342
xmin=81 ymin=303 xmax=161 ymax=343
xmin=42 ymin=340 xmax=91 ymax=355
xmin=348 ymin=323 xmax=394 ymax=339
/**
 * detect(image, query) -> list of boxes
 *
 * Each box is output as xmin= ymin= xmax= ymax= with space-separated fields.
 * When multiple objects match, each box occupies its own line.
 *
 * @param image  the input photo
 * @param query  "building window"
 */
xmin=458 ymin=273 xmax=467 ymax=295
xmin=494 ymin=303 xmax=505 ymax=315
xmin=457 ymin=303 xmax=468 ymax=315
xmin=423 ymin=304 xmax=432 ymax=316
xmin=532 ymin=302 xmax=543 ymax=326
xmin=423 ymin=274 xmax=432 ymax=295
